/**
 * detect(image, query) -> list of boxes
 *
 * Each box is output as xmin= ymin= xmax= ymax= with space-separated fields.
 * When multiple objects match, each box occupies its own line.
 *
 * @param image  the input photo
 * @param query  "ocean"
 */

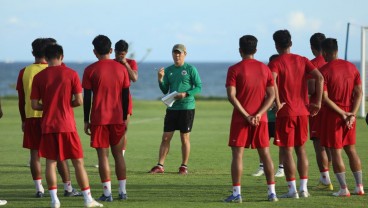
xmin=0 ymin=61 xmax=363 ymax=100
xmin=0 ymin=62 xmax=233 ymax=100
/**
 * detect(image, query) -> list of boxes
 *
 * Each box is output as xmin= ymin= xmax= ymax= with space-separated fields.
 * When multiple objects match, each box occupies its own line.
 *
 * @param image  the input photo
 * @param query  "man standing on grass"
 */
xmin=308 ymin=33 xmax=333 ymax=191
xmin=269 ymin=29 xmax=324 ymax=199
xmin=149 ymin=44 xmax=202 ymax=175
xmin=320 ymin=38 xmax=364 ymax=197
xmin=16 ymin=38 xmax=82 ymax=198
xmin=31 ymin=44 xmax=102 ymax=208
xmin=224 ymin=35 xmax=277 ymax=203
xmin=83 ymin=35 xmax=130 ymax=202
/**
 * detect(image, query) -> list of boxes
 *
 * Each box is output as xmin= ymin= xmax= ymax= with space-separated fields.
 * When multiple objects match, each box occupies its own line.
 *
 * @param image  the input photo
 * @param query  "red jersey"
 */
xmin=320 ymin=59 xmax=361 ymax=107
xmin=269 ymin=53 xmax=316 ymax=117
xmin=30 ymin=65 xmax=82 ymax=134
xmin=82 ymin=59 xmax=130 ymax=125
xmin=226 ymin=59 xmax=274 ymax=122
xmin=114 ymin=58 xmax=138 ymax=114
xmin=309 ymin=55 xmax=327 ymax=104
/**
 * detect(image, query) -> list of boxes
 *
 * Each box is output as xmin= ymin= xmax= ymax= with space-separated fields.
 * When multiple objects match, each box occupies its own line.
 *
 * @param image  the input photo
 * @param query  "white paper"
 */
xmin=161 ymin=91 xmax=179 ymax=107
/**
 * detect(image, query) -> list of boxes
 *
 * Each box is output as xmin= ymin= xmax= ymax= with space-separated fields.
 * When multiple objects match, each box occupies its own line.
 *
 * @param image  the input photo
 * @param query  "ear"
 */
xmin=61 ymin=54 xmax=64 ymax=61
xmin=93 ymin=49 xmax=97 ymax=56
xmin=109 ymin=48 xmax=113 ymax=54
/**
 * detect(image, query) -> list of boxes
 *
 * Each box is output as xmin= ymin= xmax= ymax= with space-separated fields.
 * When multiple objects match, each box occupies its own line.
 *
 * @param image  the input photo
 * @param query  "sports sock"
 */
xmin=118 ymin=179 xmax=127 ymax=194
xmin=82 ymin=187 xmax=93 ymax=203
xmin=335 ymin=172 xmax=347 ymax=189
xmin=34 ymin=178 xmax=44 ymax=193
xmin=267 ymin=182 xmax=276 ymax=195
xmin=102 ymin=180 xmax=112 ymax=196
xmin=320 ymin=169 xmax=331 ymax=184
xmin=48 ymin=187 xmax=59 ymax=204
xmin=232 ymin=183 xmax=241 ymax=196
xmin=299 ymin=177 xmax=308 ymax=192
xmin=278 ymin=164 xmax=284 ymax=169
xmin=259 ymin=163 xmax=264 ymax=169
xmin=122 ymin=150 xmax=126 ymax=157
xmin=63 ymin=181 xmax=73 ymax=192
xmin=352 ymin=171 xmax=363 ymax=187
xmin=287 ymin=179 xmax=297 ymax=193
xmin=157 ymin=163 xmax=164 ymax=167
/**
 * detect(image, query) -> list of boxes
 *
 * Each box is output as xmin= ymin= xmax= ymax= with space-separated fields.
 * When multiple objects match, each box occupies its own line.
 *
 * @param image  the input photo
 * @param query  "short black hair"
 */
xmin=31 ymin=38 xmax=46 ymax=58
xmin=273 ymin=30 xmax=292 ymax=49
xmin=45 ymin=44 xmax=63 ymax=60
xmin=321 ymin=38 xmax=338 ymax=54
xmin=269 ymin=54 xmax=279 ymax=62
xmin=115 ymin=40 xmax=129 ymax=52
xmin=239 ymin=35 xmax=257 ymax=55
xmin=92 ymin=35 xmax=111 ymax=55
xmin=310 ymin=33 xmax=326 ymax=52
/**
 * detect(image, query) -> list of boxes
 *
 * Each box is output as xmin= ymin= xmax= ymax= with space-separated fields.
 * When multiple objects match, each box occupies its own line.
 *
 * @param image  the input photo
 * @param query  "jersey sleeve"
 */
xmin=82 ymin=67 xmax=92 ymax=89
xmin=158 ymin=68 xmax=170 ymax=94
xmin=72 ymin=72 xmax=83 ymax=94
xmin=266 ymin=68 xmax=274 ymax=87
xmin=354 ymin=67 xmax=362 ymax=86
xmin=187 ymin=66 xmax=202 ymax=96
xmin=128 ymin=59 xmax=138 ymax=71
xmin=304 ymin=57 xmax=316 ymax=73
xmin=268 ymin=60 xmax=279 ymax=74
xmin=225 ymin=66 xmax=236 ymax=87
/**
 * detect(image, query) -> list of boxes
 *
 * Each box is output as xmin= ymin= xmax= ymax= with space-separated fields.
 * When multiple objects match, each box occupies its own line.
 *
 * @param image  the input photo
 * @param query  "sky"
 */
xmin=1 ymin=0 xmax=367 ymax=63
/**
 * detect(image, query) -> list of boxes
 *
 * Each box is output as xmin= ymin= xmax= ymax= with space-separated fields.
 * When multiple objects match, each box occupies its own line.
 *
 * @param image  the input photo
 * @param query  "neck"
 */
xmin=175 ymin=62 xmax=184 ymax=67
xmin=241 ymin=54 xmax=254 ymax=60
xmin=277 ymin=48 xmax=290 ymax=55
xmin=97 ymin=54 xmax=110 ymax=60
xmin=35 ymin=57 xmax=47 ymax=64
xmin=47 ymin=59 xmax=62 ymax=66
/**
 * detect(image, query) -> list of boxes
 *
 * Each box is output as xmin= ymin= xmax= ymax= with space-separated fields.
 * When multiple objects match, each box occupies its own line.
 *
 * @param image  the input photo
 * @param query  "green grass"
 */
xmin=0 ymin=98 xmax=367 ymax=207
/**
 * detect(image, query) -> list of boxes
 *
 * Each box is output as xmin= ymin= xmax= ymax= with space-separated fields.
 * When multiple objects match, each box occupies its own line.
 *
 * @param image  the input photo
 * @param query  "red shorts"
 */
xmin=274 ymin=116 xmax=308 ymax=147
xmin=39 ymin=132 xmax=83 ymax=161
xmin=320 ymin=107 xmax=356 ymax=148
xmin=309 ymin=109 xmax=324 ymax=139
xmin=228 ymin=121 xmax=269 ymax=148
xmin=90 ymin=124 xmax=126 ymax=148
xmin=23 ymin=118 xmax=42 ymax=150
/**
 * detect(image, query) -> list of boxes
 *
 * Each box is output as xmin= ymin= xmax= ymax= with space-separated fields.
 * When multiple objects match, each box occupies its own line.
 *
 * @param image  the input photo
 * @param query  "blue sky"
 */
xmin=1 ymin=0 xmax=367 ymax=63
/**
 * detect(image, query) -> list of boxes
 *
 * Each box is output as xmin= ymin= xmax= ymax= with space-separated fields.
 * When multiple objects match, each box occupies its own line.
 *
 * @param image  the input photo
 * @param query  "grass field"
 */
xmin=0 ymin=98 xmax=367 ymax=207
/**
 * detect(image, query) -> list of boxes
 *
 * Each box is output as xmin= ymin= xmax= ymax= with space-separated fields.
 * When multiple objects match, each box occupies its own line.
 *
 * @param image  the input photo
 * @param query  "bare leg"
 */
xmin=121 ymin=115 xmax=130 ymax=154
xmin=180 ymin=132 xmax=190 ymax=165
xmin=71 ymin=158 xmax=89 ymax=189
xmin=313 ymin=139 xmax=329 ymax=172
xmin=111 ymin=137 xmax=126 ymax=179
xmin=45 ymin=159 xmax=58 ymax=188
xmin=257 ymin=147 xmax=275 ymax=183
xmin=343 ymin=145 xmax=361 ymax=172
xmin=280 ymin=146 xmax=296 ymax=179
xmin=330 ymin=148 xmax=345 ymax=173
xmin=30 ymin=149 xmax=42 ymax=180
xmin=96 ymin=148 xmax=110 ymax=181
xmin=231 ymin=147 xmax=244 ymax=185
xmin=295 ymin=145 xmax=309 ymax=177
xmin=57 ymin=160 xmax=70 ymax=183
xmin=158 ymin=131 xmax=174 ymax=165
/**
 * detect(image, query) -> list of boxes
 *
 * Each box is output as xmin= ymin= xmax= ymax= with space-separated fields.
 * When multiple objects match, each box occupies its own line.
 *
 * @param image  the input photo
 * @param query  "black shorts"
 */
xmin=164 ymin=109 xmax=195 ymax=133
xmin=268 ymin=121 xmax=275 ymax=138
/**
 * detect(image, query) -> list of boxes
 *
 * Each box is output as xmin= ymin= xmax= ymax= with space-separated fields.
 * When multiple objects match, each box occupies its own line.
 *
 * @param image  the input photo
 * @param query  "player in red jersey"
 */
xmin=114 ymin=40 xmax=138 ymax=156
xmin=308 ymin=33 xmax=333 ymax=191
xmin=16 ymin=38 xmax=82 ymax=198
xmin=320 ymin=38 xmax=364 ymax=197
xmin=83 ymin=35 xmax=130 ymax=202
xmin=269 ymin=30 xmax=324 ymax=199
xmin=224 ymin=35 xmax=277 ymax=203
xmin=31 ymin=44 xmax=102 ymax=208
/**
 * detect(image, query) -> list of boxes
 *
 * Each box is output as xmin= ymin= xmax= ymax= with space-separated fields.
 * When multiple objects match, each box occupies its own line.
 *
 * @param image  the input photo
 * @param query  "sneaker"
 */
xmin=299 ymin=191 xmax=310 ymax=198
xmin=97 ymin=194 xmax=113 ymax=202
xmin=252 ymin=167 xmax=264 ymax=177
xmin=0 ymin=200 xmax=7 ymax=206
xmin=35 ymin=191 xmax=44 ymax=198
xmin=94 ymin=164 xmax=99 ymax=168
xmin=279 ymin=192 xmax=299 ymax=199
xmin=51 ymin=202 xmax=61 ymax=208
xmin=354 ymin=185 xmax=365 ymax=195
xmin=149 ymin=165 xmax=164 ymax=174
xmin=274 ymin=168 xmax=285 ymax=177
xmin=313 ymin=181 xmax=334 ymax=191
xmin=64 ymin=188 xmax=83 ymax=197
xmin=84 ymin=199 xmax=104 ymax=207
xmin=268 ymin=193 xmax=279 ymax=202
xmin=119 ymin=193 xmax=127 ymax=200
xmin=178 ymin=166 xmax=188 ymax=175
xmin=224 ymin=194 xmax=242 ymax=203
xmin=332 ymin=189 xmax=351 ymax=197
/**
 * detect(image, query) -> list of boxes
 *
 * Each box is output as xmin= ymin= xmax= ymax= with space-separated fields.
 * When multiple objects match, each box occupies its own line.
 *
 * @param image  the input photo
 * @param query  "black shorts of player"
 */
xmin=268 ymin=121 xmax=275 ymax=138
xmin=164 ymin=109 xmax=195 ymax=133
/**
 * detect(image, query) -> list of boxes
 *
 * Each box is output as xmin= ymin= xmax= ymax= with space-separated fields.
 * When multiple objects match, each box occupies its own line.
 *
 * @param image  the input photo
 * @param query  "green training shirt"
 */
xmin=159 ymin=63 xmax=202 ymax=110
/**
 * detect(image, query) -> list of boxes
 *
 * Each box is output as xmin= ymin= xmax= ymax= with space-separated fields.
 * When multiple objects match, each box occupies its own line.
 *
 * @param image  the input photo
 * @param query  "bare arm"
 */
xmin=307 ymin=79 xmax=316 ymax=95
xmin=71 ymin=93 xmax=83 ymax=107
xmin=272 ymin=72 xmax=285 ymax=112
xmin=308 ymin=69 xmax=323 ymax=116
xmin=350 ymin=85 xmax=362 ymax=115
xmin=31 ymin=99 xmax=43 ymax=111
xmin=122 ymin=61 xmax=138 ymax=82
xmin=226 ymin=86 xmax=254 ymax=125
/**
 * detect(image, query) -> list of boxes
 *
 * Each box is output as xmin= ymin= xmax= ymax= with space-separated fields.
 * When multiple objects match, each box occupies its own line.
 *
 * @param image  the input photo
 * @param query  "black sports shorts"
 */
xmin=164 ymin=109 xmax=195 ymax=133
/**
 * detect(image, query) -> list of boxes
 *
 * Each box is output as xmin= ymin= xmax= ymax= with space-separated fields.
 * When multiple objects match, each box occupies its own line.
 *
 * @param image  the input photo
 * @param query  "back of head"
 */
xmin=239 ymin=35 xmax=257 ymax=55
xmin=92 ymin=35 xmax=111 ymax=55
xmin=273 ymin=30 xmax=292 ymax=49
xmin=115 ymin=40 xmax=129 ymax=52
xmin=269 ymin=54 xmax=279 ymax=62
xmin=310 ymin=33 xmax=326 ymax=52
xmin=45 ymin=44 xmax=63 ymax=60
xmin=32 ymin=38 xmax=46 ymax=58
xmin=321 ymin=38 xmax=338 ymax=55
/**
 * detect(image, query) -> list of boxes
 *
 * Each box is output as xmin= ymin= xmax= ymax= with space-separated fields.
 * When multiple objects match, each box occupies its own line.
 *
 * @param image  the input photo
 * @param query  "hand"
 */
xmin=84 ymin=122 xmax=91 ymax=136
xmin=174 ymin=92 xmax=186 ymax=100
xmin=245 ymin=115 xmax=258 ymax=126
xmin=276 ymin=102 xmax=286 ymax=113
xmin=309 ymin=102 xmax=321 ymax=117
xmin=157 ymin=67 xmax=165 ymax=81
xmin=345 ymin=115 xmax=355 ymax=129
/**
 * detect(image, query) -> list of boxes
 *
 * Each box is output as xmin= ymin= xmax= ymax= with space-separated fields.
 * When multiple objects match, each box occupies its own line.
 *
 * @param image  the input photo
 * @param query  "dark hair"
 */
xmin=310 ymin=33 xmax=326 ymax=52
xmin=31 ymin=38 xmax=46 ymax=58
xmin=45 ymin=44 xmax=63 ymax=60
xmin=269 ymin=54 xmax=279 ymax=62
xmin=273 ymin=30 xmax=292 ymax=49
xmin=321 ymin=38 xmax=338 ymax=54
xmin=115 ymin=40 xmax=129 ymax=52
xmin=92 ymin=35 xmax=111 ymax=55
xmin=239 ymin=35 xmax=257 ymax=55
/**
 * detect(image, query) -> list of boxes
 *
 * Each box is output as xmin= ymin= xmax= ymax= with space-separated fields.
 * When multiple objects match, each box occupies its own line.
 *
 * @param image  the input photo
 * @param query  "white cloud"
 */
xmin=7 ymin=17 xmax=20 ymax=25
xmin=288 ymin=11 xmax=321 ymax=31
